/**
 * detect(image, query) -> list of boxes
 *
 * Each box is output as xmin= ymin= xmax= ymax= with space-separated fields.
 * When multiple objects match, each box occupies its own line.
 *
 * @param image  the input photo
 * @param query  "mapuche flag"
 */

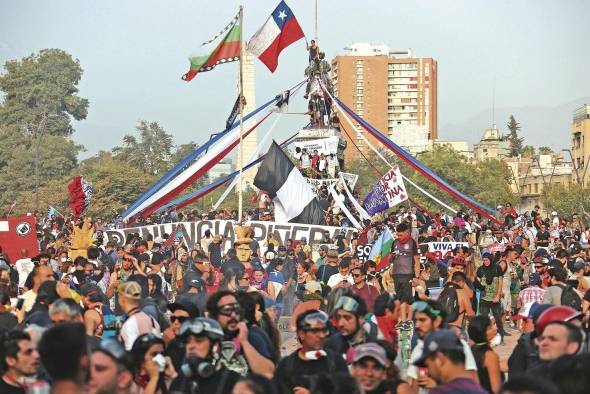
xmin=247 ymin=0 xmax=304 ymax=73
xmin=182 ymin=11 xmax=241 ymax=81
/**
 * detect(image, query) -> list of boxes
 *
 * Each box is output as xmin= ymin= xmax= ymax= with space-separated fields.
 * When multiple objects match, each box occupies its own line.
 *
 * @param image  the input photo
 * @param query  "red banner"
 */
xmin=0 ymin=216 xmax=39 ymax=263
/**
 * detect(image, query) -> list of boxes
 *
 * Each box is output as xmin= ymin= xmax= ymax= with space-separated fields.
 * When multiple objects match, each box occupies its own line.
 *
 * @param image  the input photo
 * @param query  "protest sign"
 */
xmin=425 ymin=241 xmax=469 ymax=260
xmin=290 ymin=136 xmax=339 ymax=156
xmin=363 ymin=165 xmax=408 ymax=216
xmin=105 ymin=220 xmax=355 ymax=249
xmin=0 ymin=216 xmax=39 ymax=262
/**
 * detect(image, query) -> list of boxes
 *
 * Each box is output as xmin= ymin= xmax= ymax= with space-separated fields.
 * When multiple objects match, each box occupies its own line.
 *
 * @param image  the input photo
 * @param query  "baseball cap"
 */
xmin=187 ymin=278 xmax=205 ymax=290
xmin=528 ymin=273 xmax=542 ymax=286
xmin=353 ymin=343 xmax=390 ymax=367
xmin=573 ymin=261 xmax=586 ymax=272
xmin=305 ymin=281 xmax=322 ymax=294
xmin=414 ymin=329 xmax=464 ymax=367
xmin=168 ymin=297 xmax=200 ymax=318
xmin=117 ymin=281 xmax=142 ymax=300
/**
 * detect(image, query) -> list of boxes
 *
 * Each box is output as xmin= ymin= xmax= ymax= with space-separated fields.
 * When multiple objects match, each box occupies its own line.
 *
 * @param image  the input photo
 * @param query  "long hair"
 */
xmin=468 ymin=315 xmax=492 ymax=368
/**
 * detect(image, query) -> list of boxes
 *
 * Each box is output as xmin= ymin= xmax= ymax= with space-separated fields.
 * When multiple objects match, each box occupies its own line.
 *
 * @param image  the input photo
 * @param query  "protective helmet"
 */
xmin=535 ymin=305 xmax=583 ymax=335
xmin=179 ymin=317 xmax=224 ymax=341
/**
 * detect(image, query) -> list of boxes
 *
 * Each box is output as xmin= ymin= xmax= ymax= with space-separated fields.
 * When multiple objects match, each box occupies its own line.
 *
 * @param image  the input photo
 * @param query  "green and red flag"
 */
xmin=182 ymin=11 xmax=241 ymax=81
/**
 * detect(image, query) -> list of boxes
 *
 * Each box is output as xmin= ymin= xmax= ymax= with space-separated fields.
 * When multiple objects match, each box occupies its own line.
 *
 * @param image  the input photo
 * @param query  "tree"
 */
xmin=0 ymin=49 xmax=88 ymax=207
xmin=538 ymin=146 xmax=554 ymax=155
xmin=0 ymin=48 xmax=88 ymax=136
xmin=346 ymin=145 xmax=515 ymax=214
xmin=507 ymin=115 xmax=523 ymax=157
xmin=112 ymin=121 xmax=174 ymax=175
xmin=170 ymin=141 xmax=198 ymax=168
xmin=521 ymin=145 xmax=535 ymax=158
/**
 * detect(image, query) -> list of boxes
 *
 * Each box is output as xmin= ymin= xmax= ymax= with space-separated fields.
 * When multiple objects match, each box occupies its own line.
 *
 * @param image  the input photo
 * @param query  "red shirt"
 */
xmin=351 ymin=283 xmax=380 ymax=313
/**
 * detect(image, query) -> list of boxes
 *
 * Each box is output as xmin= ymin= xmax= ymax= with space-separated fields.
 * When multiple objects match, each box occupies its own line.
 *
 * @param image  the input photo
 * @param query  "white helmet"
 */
xmin=552 ymin=211 xmax=557 ymax=216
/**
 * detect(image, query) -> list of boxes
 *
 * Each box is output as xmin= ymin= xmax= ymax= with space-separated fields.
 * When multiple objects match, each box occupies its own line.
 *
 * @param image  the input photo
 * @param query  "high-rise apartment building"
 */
xmin=331 ymin=43 xmax=437 ymax=164
xmin=571 ymin=104 xmax=590 ymax=185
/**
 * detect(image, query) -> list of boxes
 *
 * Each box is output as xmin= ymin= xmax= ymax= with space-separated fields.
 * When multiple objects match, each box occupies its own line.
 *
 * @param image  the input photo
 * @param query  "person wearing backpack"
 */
xmin=543 ymin=265 xmax=582 ymax=310
xmin=442 ymin=271 xmax=475 ymax=330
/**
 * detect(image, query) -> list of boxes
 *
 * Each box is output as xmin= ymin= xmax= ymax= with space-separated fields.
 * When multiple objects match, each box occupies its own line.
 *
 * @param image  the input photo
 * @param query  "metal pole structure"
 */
xmin=237 ymin=5 xmax=244 ymax=223
xmin=533 ymin=157 xmax=548 ymax=215
xmin=314 ymin=0 xmax=318 ymax=42
xmin=507 ymin=164 xmax=520 ymax=210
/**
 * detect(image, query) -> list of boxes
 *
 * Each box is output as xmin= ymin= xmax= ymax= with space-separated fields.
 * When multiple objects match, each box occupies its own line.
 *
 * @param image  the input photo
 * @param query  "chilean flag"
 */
xmin=247 ymin=0 xmax=305 ymax=73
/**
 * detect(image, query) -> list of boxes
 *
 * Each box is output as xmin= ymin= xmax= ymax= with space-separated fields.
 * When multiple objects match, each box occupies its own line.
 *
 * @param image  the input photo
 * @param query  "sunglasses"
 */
xmin=218 ymin=303 xmax=242 ymax=317
xmin=534 ymin=265 xmax=544 ymax=270
xmin=170 ymin=315 xmax=189 ymax=324
xmin=137 ymin=333 xmax=163 ymax=344
xmin=239 ymin=276 xmax=250 ymax=281
xmin=352 ymin=273 xmax=363 ymax=277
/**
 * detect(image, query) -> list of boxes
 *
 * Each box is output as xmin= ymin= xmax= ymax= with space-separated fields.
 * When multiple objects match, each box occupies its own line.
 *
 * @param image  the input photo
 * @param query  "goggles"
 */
xmin=217 ymin=303 xmax=243 ymax=317
xmin=334 ymin=296 xmax=359 ymax=313
xmin=412 ymin=301 xmax=442 ymax=318
xmin=179 ymin=318 xmax=224 ymax=340
xmin=297 ymin=311 xmax=329 ymax=331
xmin=136 ymin=333 xmax=163 ymax=345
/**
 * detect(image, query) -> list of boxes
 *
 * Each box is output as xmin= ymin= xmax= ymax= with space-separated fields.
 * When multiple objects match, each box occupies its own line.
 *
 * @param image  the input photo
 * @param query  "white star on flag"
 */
xmin=278 ymin=10 xmax=287 ymax=20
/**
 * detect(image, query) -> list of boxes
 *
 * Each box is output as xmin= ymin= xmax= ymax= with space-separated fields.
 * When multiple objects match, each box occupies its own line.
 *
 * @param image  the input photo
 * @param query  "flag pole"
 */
xmin=314 ymin=0 xmax=318 ymax=42
xmin=237 ymin=5 xmax=244 ymax=223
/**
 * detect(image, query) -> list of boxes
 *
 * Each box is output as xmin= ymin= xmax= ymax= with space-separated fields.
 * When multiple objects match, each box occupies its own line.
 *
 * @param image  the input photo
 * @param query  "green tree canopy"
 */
xmin=0 ymin=49 xmax=88 ymax=208
xmin=0 ymin=48 xmax=88 ymax=136
xmin=112 ymin=121 xmax=174 ymax=175
xmin=507 ymin=115 xmax=523 ymax=157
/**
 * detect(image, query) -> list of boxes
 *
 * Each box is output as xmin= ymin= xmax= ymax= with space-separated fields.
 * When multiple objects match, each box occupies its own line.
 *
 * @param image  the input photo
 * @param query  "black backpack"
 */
xmin=438 ymin=282 xmax=460 ymax=322
xmin=558 ymin=284 xmax=582 ymax=311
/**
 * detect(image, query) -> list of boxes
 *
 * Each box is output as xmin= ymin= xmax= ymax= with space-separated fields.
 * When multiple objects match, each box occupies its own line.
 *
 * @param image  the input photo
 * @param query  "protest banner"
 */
xmin=290 ymin=136 xmax=339 ymax=156
xmin=425 ymin=241 xmax=469 ymax=260
xmin=356 ymin=243 xmax=374 ymax=263
xmin=305 ymin=172 xmax=359 ymax=193
xmin=487 ymin=243 xmax=507 ymax=253
xmin=105 ymin=220 xmax=355 ymax=249
xmin=363 ymin=165 xmax=408 ymax=216
xmin=0 ymin=216 xmax=39 ymax=262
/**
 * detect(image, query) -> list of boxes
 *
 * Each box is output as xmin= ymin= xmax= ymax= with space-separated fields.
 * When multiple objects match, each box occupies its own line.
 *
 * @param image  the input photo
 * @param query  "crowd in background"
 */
xmin=0 ymin=201 xmax=589 ymax=393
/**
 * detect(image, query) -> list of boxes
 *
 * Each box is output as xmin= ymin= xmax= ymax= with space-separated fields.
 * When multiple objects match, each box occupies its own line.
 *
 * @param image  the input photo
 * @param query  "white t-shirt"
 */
xmin=120 ymin=311 xmax=161 ymax=350
xmin=14 ymin=258 xmax=34 ymax=288
xmin=326 ymin=273 xmax=354 ymax=288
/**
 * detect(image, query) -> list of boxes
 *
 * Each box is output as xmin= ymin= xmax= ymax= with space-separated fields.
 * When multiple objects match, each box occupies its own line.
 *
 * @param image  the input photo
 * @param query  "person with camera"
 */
xmin=274 ymin=309 xmax=348 ymax=394
xmin=170 ymin=317 xmax=240 ymax=394
xmin=206 ymin=290 xmax=275 ymax=378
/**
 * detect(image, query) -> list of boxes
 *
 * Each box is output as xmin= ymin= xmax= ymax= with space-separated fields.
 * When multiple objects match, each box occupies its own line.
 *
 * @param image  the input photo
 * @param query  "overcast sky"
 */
xmin=1 ymin=0 xmax=589 ymax=158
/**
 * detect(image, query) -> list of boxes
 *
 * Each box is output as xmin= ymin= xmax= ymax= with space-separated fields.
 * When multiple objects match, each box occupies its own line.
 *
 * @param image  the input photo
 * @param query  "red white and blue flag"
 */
xmin=247 ymin=0 xmax=305 ymax=73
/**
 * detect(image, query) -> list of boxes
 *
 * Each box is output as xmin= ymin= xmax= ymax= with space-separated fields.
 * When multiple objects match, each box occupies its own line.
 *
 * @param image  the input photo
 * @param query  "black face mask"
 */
xmin=180 ymin=356 xmax=215 ymax=379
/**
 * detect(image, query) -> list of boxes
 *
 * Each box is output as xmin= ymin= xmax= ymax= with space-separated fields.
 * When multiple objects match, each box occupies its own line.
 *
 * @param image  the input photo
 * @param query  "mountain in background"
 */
xmin=440 ymin=97 xmax=590 ymax=150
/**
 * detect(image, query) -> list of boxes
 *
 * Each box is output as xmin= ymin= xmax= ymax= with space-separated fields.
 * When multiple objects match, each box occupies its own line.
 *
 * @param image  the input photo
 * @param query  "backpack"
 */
xmin=558 ymin=284 xmax=582 ymax=311
xmin=438 ymin=282 xmax=460 ymax=322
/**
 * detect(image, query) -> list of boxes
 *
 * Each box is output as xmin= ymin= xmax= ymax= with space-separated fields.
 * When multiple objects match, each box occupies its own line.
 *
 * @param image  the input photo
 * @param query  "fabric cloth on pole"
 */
xmin=338 ymin=173 xmax=370 ymax=221
xmin=254 ymin=141 xmax=324 ymax=225
xmin=334 ymin=96 xmax=499 ymax=223
xmin=122 ymin=79 xmax=306 ymax=220
xmin=328 ymin=183 xmax=362 ymax=229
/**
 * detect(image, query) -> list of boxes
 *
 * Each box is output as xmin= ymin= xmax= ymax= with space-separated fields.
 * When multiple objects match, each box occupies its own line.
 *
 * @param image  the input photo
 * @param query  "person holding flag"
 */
xmin=390 ymin=222 xmax=421 ymax=329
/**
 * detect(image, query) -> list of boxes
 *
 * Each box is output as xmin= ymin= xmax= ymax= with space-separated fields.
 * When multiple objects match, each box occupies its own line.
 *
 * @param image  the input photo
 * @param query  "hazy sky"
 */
xmin=1 ymin=0 xmax=589 ymax=158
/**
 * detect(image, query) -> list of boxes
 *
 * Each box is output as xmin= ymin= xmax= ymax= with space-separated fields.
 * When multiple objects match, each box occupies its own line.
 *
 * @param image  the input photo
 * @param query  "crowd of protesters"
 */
xmin=0 ymin=201 xmax=590 ymax=393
